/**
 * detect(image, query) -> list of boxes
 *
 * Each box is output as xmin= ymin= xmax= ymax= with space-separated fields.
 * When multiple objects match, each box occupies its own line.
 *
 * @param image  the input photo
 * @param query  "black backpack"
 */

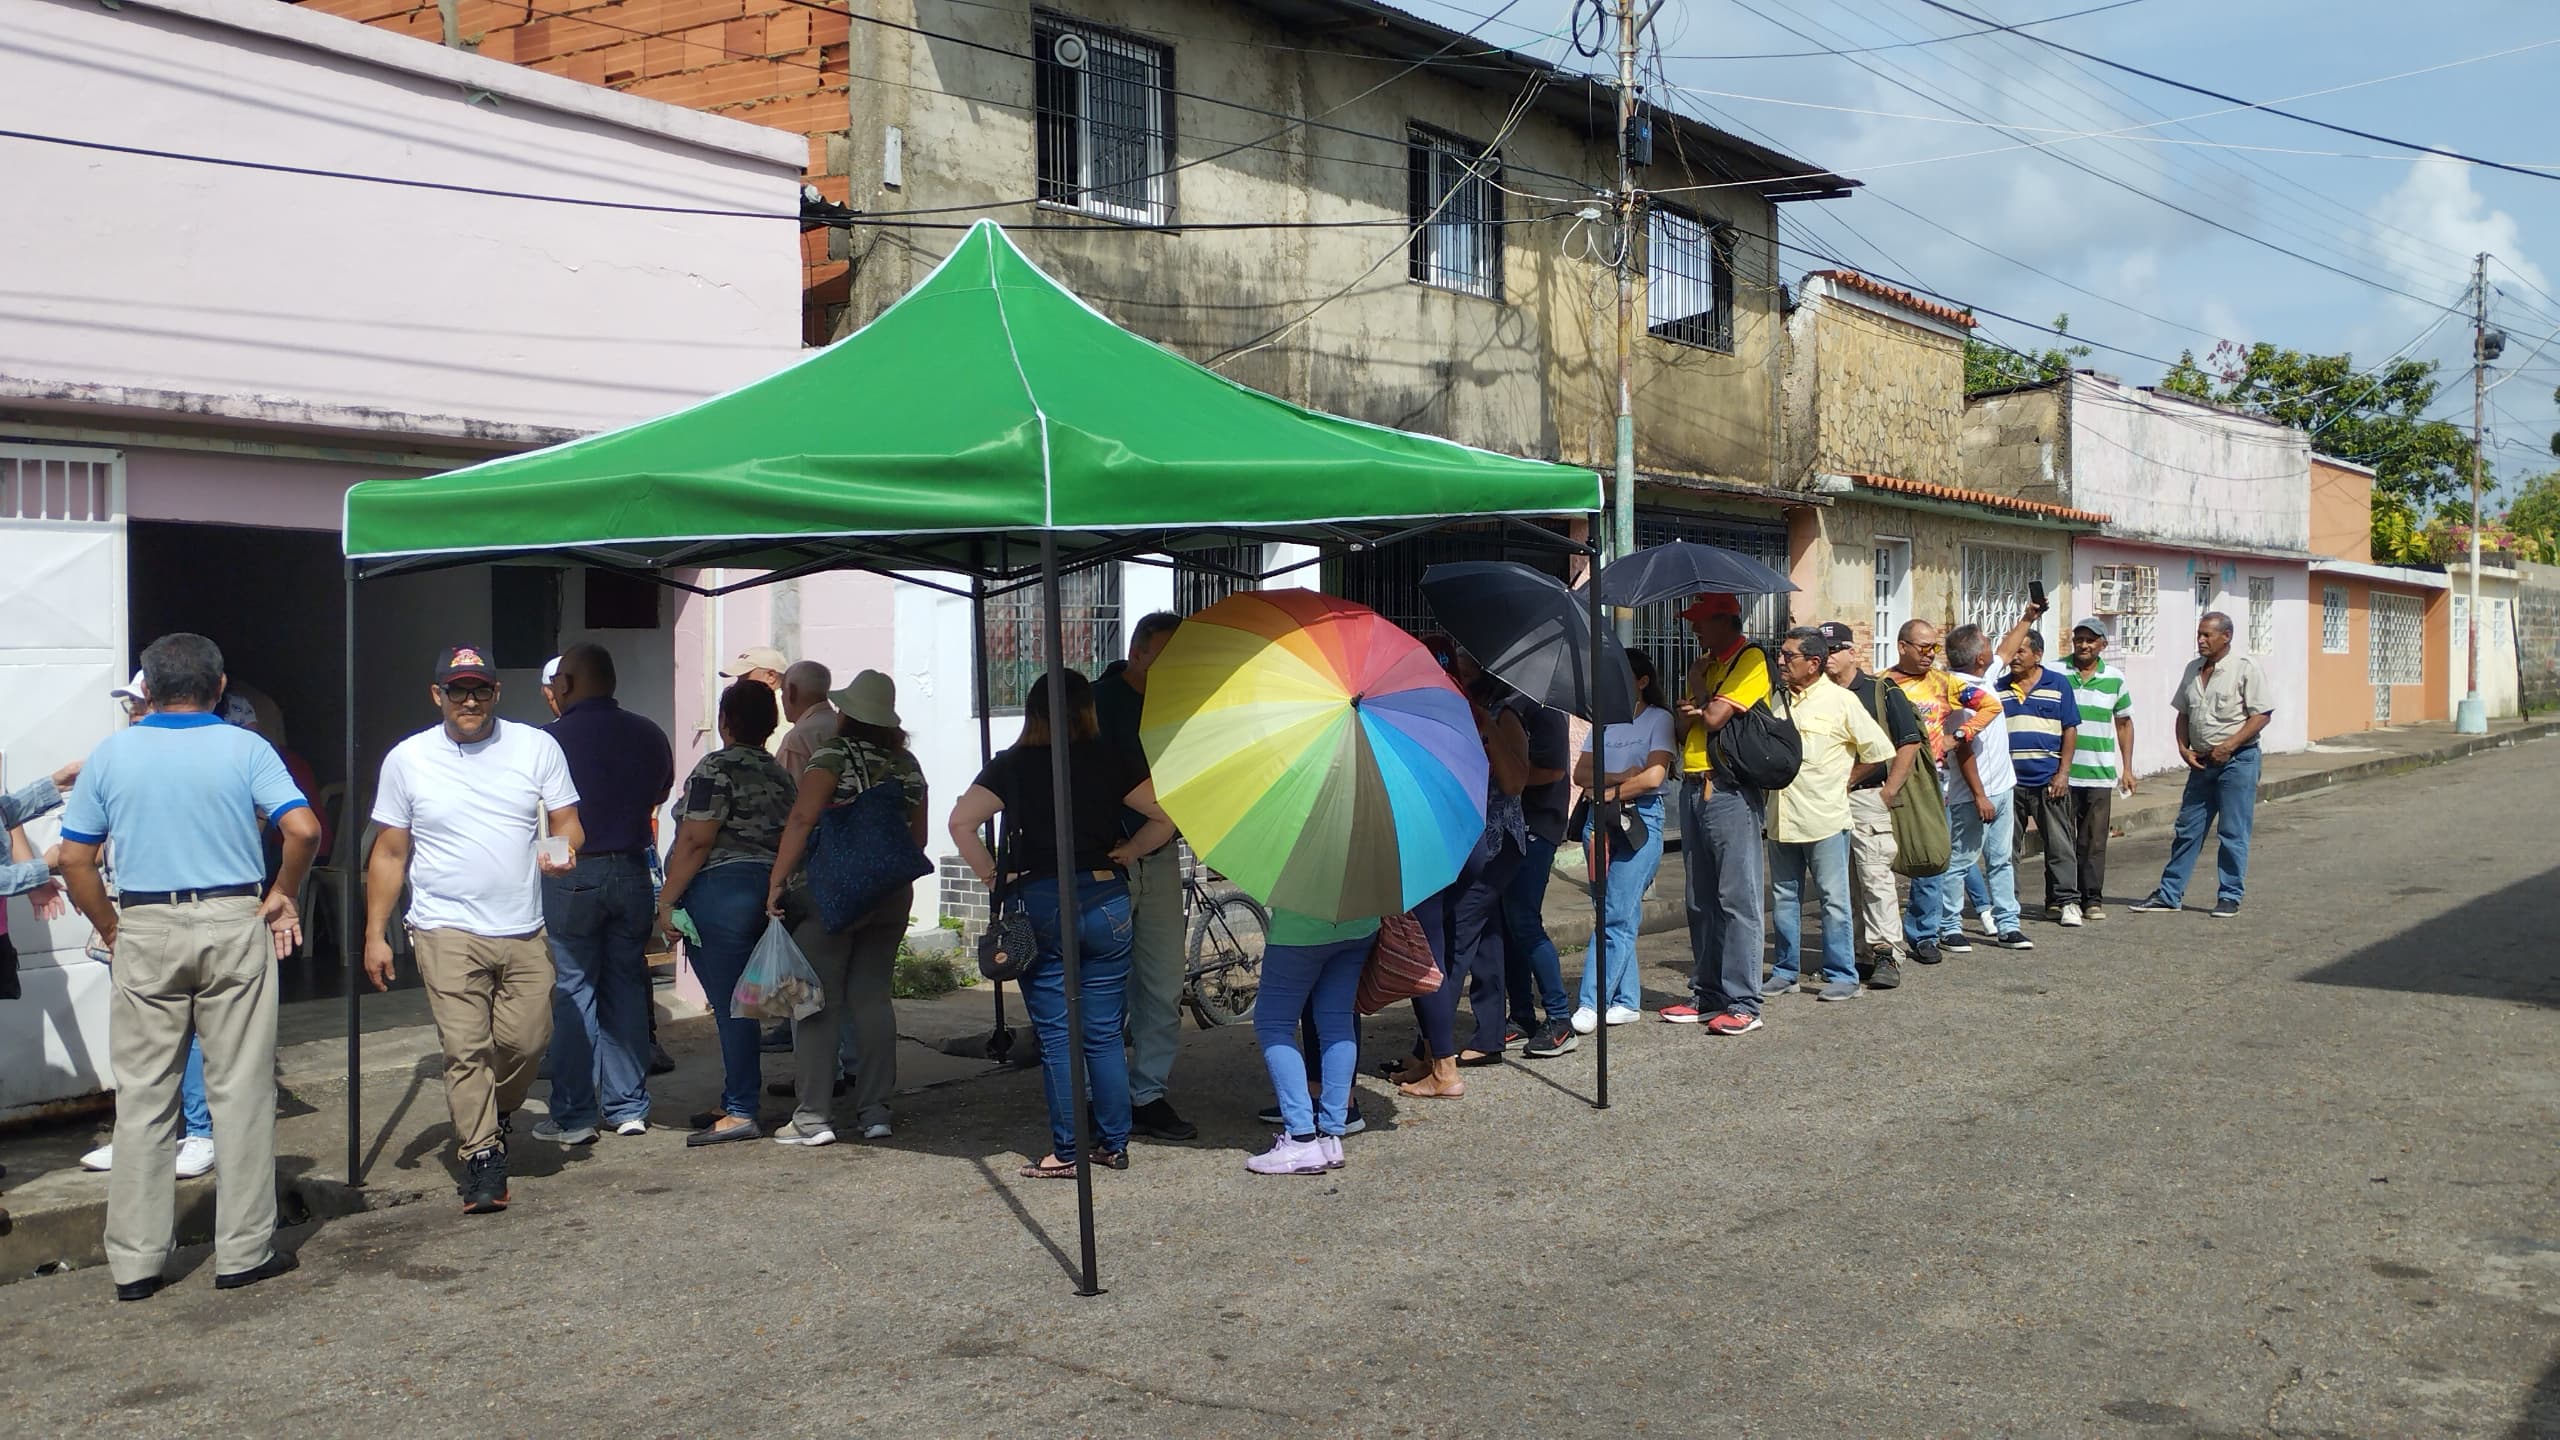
xmin=1707 ymin=646 xmax=1803 ymax=791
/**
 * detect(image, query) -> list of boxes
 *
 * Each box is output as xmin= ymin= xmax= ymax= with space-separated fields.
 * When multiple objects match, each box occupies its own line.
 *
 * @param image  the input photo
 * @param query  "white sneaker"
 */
xmin=857 ymin=1121 xmax=893 ymax=1141
xmin=772 ymin=1123 xmax=836 ymax=1147
xmin=1569 ymin=1006 xmax=1599 ymax=1035
xmin=1603 ymin=1005 xmax=1642 ymax=1027
xmin=175 ymin=1136 xmax=217 ymax=1179
xmin=80 ymin=1143 xmax=114 ymax=1173
xmin=2059 ymin=903 xmax=2085 ymax=928
xmin=1976 ymin=908 xmax=1999 ymax=935
xmin=612 ymin=1119 xmax=648 ymax=1138
xmin=532 ymin=1118 xmax=598 ymax=1146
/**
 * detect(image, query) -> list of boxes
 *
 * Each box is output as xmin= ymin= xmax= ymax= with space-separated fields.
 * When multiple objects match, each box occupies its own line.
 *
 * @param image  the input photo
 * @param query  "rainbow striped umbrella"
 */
xmin=1141 ymin=590 xmax=1489 ymax=922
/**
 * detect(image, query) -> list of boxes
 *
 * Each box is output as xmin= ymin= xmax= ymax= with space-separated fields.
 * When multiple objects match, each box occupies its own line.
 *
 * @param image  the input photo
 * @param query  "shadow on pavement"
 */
xmin=2514 ymin=1348 xmax=2560 ymax=1438
xmin=2296 ymin=865 xmax=2560 ymax=1008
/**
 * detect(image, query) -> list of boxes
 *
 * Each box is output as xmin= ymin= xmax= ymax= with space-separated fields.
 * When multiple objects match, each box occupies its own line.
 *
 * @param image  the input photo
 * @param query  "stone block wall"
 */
xmin=1809 ymin=304 xmax=1964 ymax=488
xmin=2519 ymin=561 xmax=2560 ymax=713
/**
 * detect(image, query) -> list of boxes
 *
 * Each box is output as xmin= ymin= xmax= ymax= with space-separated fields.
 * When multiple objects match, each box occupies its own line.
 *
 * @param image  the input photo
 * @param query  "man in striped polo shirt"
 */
xmin=1993 ymin=615 xmax=2082 ymax=926
xmin=2064 ymin=618 xmax=2137 ymax=919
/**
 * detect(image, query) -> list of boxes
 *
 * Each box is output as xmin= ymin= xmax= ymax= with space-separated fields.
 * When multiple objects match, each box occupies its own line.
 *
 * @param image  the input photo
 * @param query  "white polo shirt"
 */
xmin=373 ymin=718 xmax=578 ymax=936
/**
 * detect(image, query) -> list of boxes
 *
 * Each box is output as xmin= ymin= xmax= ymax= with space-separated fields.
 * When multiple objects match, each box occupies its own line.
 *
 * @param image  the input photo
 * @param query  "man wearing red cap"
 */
xmin=364 ymin=645 xmax=583 ymax=1215
xmin=1665 ymin=593 xmax=1774 ymax=1035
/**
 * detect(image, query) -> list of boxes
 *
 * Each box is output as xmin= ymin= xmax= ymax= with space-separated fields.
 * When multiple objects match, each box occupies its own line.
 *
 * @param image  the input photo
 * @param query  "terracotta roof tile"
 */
xmin=1809 ymin=270 xmax=1978 ymax=330
xmin=1848 ymin=472 xmax=2109 ymax=526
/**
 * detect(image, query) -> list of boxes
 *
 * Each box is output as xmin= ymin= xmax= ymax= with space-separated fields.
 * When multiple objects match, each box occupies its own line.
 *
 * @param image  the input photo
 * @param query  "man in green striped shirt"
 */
xmin=2065 ymin=618 xmax=2138 ymax=918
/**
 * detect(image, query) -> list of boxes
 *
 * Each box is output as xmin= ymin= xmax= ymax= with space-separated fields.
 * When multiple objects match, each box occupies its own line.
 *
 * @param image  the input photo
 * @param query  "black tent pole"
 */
xmin=1586 ymin=535 xmax=1610 ymax=1111
xmin=971 ymin=577 xmax=1010 ymax=1064
xmin=1041 ymin=534 xmax=1103 ymax=1297
xmin=342 ymin=561 xmax=364 ymax=1184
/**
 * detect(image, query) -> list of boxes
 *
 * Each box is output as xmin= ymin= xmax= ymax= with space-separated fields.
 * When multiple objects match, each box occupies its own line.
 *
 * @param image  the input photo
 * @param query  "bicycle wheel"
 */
xmin=1185 ymin=891 xmax=1268 ymax=1027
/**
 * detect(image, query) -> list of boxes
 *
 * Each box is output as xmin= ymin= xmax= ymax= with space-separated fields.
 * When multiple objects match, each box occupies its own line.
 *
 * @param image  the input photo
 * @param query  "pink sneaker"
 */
xmin=1659 ymin=1002 xmax=1706 ymax=1023
xmin=1318 ymin=1135 xmax=1344 ymax=1170
xmin=1245 ymin=1134 xmax=1330 ymax=1176
xmin=1705 ymin=1009 xmax=1765 ymax=1036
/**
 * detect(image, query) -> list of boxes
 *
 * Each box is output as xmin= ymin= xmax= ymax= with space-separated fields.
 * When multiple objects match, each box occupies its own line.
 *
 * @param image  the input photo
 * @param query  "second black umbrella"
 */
xmin=1419 ymin=561 xmax=1637 ymax=724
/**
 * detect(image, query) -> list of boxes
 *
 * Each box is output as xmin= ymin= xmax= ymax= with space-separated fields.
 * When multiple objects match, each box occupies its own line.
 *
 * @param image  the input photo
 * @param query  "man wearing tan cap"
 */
xmin=721 ymin=646 xmax=790 ymax=756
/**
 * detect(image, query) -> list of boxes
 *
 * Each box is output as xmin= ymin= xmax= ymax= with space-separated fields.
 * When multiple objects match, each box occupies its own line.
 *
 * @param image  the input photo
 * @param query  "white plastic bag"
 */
xmin=733 ymin=919 xmax=823 ymax=1022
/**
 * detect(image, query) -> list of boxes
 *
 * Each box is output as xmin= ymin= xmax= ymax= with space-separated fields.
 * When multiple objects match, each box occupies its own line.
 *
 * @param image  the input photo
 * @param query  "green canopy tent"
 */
xmin=340 ymin=221 xmax=1604 ymax=1293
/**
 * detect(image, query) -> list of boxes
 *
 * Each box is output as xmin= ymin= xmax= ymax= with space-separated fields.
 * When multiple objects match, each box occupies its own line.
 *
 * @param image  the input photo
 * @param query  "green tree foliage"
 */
xmin=2370 ymin=493 xmax=2427 ymax=564
xmin=1963 ymin=313 xmax=2092 ymax=396
xmin=2506 ymin=470 xmax=2560 ymax=565
xmin=2157 ymin=340 xmax=2475 ymax=510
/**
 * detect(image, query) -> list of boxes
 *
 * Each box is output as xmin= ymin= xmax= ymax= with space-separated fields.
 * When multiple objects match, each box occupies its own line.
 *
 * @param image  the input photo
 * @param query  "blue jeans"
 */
xmin=541 ymin=852 xmax=657 ymax=1129
xmin=180 ymin=1034 xmax=210 ymax=1140
xmin=1254 ymin=937 xmax=1366 ymax=1138
xmin=1018 ymin=873 xmax=1134 ymax=1163
xmin=1502 ymin=832 xmax=1568 ymax=1029
xmin=2156 ymin=745 xmax=2261 ymax=906
xmin=1577 ymin=794 xmax=1666 ymax=1014
xmin=1415 ymin=832 xmax=1520 ymax=1058
xmin=1943 ymin=789 xmax=2020 ymax=936
xmin=1768 ymin=831 xmax=1856 ymax=987
xmin=1681 ymin=779 xmax=1768 ymax=1015
xmin=680 ymin=861 xmax=769 ymax=1122
xmin=1904 ymin=868 xmax=1945 ymax=947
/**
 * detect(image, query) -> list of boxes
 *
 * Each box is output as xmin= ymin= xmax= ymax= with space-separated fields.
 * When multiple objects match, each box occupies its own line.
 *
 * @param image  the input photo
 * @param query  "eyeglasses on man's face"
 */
xmin=439 ymin=684 xmax=497 ymax=706
xmin=1900 ymin=639 xmax=1941 ymax=656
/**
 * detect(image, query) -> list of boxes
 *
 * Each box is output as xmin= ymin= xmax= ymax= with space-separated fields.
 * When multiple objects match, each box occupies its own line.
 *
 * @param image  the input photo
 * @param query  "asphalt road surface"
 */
xmin=5 ymin=740 xmax=2555 ymax=1439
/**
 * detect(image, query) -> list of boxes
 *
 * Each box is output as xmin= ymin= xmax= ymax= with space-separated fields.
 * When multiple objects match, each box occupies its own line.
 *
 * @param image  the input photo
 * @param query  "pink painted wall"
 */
xmin=5 ymin=0 xmax=805 ymax=437
xmin=125 ymin=446 xmax=425 ymax=529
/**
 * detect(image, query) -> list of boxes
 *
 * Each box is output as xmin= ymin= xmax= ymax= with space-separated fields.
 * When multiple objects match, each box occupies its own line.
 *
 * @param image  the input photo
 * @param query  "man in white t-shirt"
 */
xmin=1939 ymin=626 xmax=2032 ymax=952
xmin=363 ymin=646 xmax=582 ymax=1215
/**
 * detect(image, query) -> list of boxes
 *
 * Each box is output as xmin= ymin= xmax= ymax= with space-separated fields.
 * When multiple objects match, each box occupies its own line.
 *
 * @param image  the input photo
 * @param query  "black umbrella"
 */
xmin=1419 ymin=561 xmax=1638 ymax=724
xmin=1595 ymin=540 xmax=1798 ymax=609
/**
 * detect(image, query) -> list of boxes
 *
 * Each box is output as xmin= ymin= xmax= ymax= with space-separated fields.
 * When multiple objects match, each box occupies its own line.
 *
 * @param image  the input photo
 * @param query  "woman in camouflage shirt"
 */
xmin=657 ymin=681 xmax=797 ymax=1145
xmin=765 ymin=670 xmax=929 ymax=1147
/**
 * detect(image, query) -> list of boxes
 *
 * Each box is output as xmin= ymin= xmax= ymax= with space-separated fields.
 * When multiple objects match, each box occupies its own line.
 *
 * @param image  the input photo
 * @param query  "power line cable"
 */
xmin=1661 ymin=0 xmax=2147 ymax=60
xmin=1904 ymin=0 xmax=2560 ymax=182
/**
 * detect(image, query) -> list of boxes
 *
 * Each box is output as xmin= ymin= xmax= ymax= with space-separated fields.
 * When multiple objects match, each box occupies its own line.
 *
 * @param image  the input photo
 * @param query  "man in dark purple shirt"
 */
xmin=534 ymin=643 xmax=675 ymax=1143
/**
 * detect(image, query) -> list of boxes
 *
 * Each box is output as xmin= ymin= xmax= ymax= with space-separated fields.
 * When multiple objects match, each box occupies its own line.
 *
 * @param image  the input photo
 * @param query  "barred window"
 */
xmin=982 ymin=564 xmax=1124 ymax=713
xmin=1647 ymin=208 xmax=1732 ymax=351
xmin=1634 ymin=510 xmax=1789 ymax=686
xmin=2193 ymin=569 xmax=2216 ymax=613
xmin=1174 ymin=541 xmax=1262 ymax=615
xmin=2321 ymin=586 xmax=2350 ymax=654
xmin=2247 ymin=576 xmax=2276 ymax=655
xmin=1036 ymin=18 xmax=1172 ymax=226
xmin=1408 ymin=126 xmax=1502 ymax=299
xmin=2369 ymin=592 xmax=2423 ymax=686
xmin=1959 ymin=543 xmax=2046 ymax=646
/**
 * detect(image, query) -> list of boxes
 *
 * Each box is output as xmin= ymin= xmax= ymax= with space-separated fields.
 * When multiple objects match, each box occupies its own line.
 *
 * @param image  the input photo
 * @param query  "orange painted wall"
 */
xmin=2307 ymin=576 xmax=2450 ymax=737
xmin=2309 ymin=458 xmax=2373 ymax=563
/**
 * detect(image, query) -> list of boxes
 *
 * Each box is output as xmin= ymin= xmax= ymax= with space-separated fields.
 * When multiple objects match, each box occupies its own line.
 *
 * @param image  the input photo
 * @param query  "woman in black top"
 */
xmin=947 ymin=670 xmax=1174 ymax=1178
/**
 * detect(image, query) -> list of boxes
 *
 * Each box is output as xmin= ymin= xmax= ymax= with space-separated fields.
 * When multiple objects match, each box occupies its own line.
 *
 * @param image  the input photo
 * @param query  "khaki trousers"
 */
xmin=1847 ymin=789 xmax=1905 ymax=959
xmin=106 ymin=895 xmax=279 ymax=1283
xmin=789 ymin=884 xmax=909 ymax=1134
xmin=411 ymin=927 xmax=554 ymax=1158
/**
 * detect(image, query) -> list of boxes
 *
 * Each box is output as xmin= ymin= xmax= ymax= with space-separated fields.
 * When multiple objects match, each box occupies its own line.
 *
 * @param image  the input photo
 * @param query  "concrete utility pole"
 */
xmin=1610 ymin=0 xmax=1642 ymax=596
xmin=2456 ymin=251 xmax=2490 ymax=734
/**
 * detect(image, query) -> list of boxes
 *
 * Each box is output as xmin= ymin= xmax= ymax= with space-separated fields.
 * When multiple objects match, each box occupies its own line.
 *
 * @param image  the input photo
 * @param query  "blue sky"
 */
xmin=1405 ymin=0 xmax=2560 ymax=504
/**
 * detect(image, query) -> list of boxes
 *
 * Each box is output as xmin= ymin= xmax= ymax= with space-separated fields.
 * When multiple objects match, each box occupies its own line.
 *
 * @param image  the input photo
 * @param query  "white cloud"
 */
xmin=2196 ymin=298 xmax=2250 ymax=352
xmin=2368 ymin=157 xmax=2552 ymax=319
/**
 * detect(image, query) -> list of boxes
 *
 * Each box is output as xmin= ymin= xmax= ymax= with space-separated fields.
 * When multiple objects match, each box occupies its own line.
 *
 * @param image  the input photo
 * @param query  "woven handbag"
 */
xmin=1353 ymin=912 xmax=1442 ymax=1016
xmin=806 ymin=768 xmax=932 ymax=933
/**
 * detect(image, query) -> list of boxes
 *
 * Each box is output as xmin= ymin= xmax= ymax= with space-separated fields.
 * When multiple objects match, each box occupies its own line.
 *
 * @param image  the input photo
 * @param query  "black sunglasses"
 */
xmin=439 ymin=684 xmax=498 ymax=704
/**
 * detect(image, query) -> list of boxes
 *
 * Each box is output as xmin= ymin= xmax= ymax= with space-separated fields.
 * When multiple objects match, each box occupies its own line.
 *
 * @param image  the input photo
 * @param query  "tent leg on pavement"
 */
xmin=1041 ymin=536 xmax=1106 ymax=1297
xmin=343 ymin=560 xmax=364 ymax=1185
xmin=1586 ymin=548 xmax=1611 ymax=1110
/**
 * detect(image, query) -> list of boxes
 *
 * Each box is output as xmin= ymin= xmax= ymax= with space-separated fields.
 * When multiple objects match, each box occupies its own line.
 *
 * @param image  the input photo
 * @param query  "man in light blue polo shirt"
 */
xmin=57 ymin=632 xmax=320 ymax=1304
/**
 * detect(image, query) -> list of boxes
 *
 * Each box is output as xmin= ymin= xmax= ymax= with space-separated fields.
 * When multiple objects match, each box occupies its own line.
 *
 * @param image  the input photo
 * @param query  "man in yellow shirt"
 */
xmin=1763 ymin=628 xmax=1896 ymax=1002
xmin=1665 ymin=594 xmax=1775 ymax=1034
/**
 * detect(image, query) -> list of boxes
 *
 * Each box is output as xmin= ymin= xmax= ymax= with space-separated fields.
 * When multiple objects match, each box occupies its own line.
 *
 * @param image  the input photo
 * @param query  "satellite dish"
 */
xmin=1051 ymin=33 xmax=1087 ymax=68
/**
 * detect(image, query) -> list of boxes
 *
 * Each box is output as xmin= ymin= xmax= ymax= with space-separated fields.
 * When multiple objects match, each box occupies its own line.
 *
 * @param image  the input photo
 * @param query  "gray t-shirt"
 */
xmin=2171 ymin=653 xmax=2271 ymax=750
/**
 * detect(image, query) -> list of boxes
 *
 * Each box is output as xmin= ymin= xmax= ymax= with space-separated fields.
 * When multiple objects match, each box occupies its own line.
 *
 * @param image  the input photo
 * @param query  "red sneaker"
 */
xmin=1705 ymin=1010 xmax=1764 ymax=1036
xmin=1658 ymin=1003 xmax=1706 ymax=1024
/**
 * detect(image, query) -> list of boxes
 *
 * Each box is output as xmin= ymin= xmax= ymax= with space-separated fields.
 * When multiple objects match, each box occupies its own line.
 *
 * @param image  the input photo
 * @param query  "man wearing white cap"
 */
xmin=721 ymin=647 xmax=791 ymax=757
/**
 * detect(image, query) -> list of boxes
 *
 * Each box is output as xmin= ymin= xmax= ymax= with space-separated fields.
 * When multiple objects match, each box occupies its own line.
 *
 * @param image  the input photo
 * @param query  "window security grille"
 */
xmin=1407 ymin=127 xmax=1502 ymax=299
xmin=981 ymin=564 xmax=1125 ymax=713
xmin=1959 ymin=543 xmax=2045 ymax=648
xmin=1036 ymin=20 xmax=1172 ymax=225
xmin=2322 ymin=586 xmax=2350 ymax=654
xmin=1647 ymin=208 xmax=1733 ymax=352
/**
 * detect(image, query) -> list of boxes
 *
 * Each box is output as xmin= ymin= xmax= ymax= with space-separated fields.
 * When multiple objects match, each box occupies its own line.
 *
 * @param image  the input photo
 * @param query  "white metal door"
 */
xmin=1873 ymin=539 xmax=1911 ymax=672
xmin=0 ymin=443 xmax=126 ymax=1111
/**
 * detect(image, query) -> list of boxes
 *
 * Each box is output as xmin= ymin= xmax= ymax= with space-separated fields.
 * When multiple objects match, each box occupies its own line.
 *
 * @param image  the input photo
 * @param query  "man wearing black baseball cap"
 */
xmin=363 ymin=645 xmax=583 ymax=1214
xmin=1817 ymin=621 xmax=1925 ymax=989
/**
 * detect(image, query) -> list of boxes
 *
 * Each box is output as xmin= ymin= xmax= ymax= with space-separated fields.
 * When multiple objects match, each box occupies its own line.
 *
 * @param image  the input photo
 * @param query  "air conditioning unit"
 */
xmin=2093 ymin=576 xmax=2130 ymax=615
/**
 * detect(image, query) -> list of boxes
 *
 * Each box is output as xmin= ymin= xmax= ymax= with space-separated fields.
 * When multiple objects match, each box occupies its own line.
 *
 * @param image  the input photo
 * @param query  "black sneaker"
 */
xmin=459 ymin=1147 xmax=510 ymax=1215
xmin=2129 ymin=894 xmax=2178 ymax=914
xmin=1522 ymin=1018 xmax=1580 ymax=1058
xmin=648 ymin=1042 xmax=676 ymax=1076
xmin=1868 ymin=954 xmax=1905 ymax=990
xmin=1130 ymin=1097 xmax=1199 ymax=1142
xmin=1503 ymin=1023 xmax=1528 ymax=1048
xmin=2210 ymin=900 xmax=2241 ymax=919
xmin=1995 ymin=930 xmax=2036 ymax=951
xmin=1938 ymin=931 xmax=1974 ymax=954
xmin=1911 ymin=940 xmax=1943 ymax=966
xmin=758 ymin=1023 xmax=793 ymax=1053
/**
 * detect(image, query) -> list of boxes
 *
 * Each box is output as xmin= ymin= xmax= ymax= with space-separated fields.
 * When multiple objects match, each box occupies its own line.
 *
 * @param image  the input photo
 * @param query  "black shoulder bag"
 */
xmin=1706 ymin=645 xmax=1804 ymax=791
xmin=975 ymin=813 xmax=1038 ymax=984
